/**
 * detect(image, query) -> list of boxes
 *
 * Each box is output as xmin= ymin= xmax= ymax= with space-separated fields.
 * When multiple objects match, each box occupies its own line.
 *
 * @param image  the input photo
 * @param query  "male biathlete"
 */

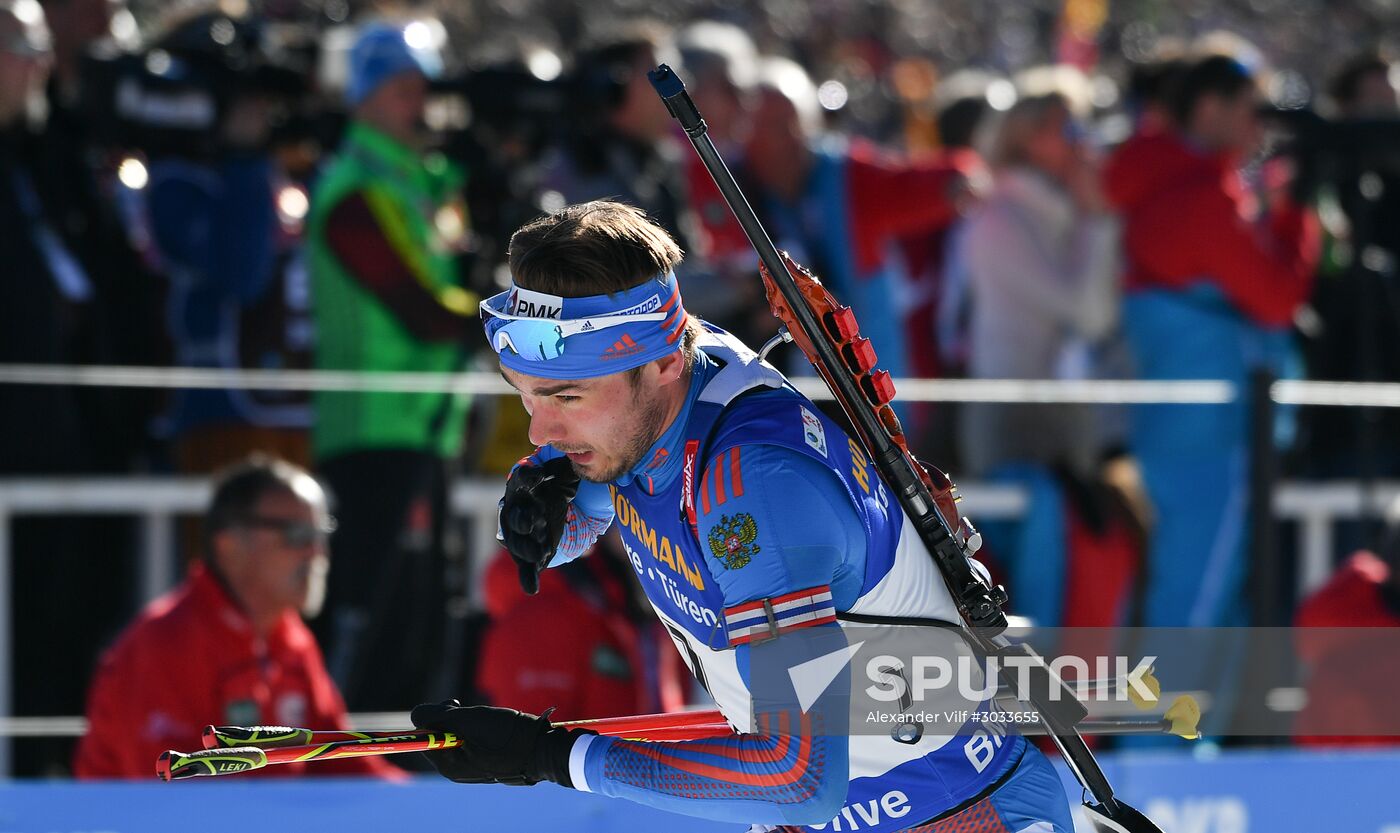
xmin=411 ymin=201 xmax=1074 ymax=833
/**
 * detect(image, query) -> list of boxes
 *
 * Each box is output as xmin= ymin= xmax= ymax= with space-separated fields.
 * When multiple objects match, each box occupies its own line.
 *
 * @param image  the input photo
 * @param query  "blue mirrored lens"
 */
xmin=495 ymin=319 xmax=566 ymax=361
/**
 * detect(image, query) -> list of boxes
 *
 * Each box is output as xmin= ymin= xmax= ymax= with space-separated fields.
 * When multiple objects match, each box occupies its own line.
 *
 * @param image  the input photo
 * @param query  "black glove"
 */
xmin=500 ymin=456 xmax=580 ymax=594
xmin=411 ymin=700 xmax=591 ymax=787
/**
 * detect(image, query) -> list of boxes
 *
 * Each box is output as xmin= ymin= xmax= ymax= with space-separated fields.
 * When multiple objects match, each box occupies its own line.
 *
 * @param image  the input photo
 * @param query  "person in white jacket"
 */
xmin=951 ymin=72 xmax=1121 ymax=479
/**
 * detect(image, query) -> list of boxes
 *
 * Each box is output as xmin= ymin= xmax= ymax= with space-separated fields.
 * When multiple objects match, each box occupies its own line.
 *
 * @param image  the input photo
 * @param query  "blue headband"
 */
xmin=480 ymin=271 xmax=688 ymax=380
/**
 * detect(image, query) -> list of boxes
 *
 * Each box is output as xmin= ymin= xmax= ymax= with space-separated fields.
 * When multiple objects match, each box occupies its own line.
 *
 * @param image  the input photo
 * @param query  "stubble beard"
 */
xmin=573 ymin=385 xmax=670 ymax=484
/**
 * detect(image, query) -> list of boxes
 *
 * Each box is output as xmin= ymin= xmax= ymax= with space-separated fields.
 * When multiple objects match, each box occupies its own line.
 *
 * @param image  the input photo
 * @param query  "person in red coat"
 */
xmin=477 ymin=533 xmax=686 ymax=722
xmin=1293 ymin=497 xmax=1400 ymax=746
xmin=1103 ymin=54 xmax=1320 ymax=631
xmin=74 ymin=456 xmax=401 ymax=779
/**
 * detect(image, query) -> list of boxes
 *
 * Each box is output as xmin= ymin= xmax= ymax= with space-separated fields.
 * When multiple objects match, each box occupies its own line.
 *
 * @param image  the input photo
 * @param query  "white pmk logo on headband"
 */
xmin=508 ymin=287 xmax=565 ymax=319
xmin=615 ymin=295 xmax=663 ymax=316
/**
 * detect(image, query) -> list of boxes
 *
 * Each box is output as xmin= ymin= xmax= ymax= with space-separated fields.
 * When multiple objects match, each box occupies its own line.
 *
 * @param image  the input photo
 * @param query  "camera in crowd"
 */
xmin=78 ymin=10 xmax=318 ymax=158
xmin=427 ymin=53 xmax=593 ymax=285
xmin=1261 ymin=106 xmax=1400 ymax=197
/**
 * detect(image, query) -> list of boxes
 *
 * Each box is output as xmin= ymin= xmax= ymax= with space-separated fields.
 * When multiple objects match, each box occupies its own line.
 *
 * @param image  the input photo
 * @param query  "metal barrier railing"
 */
xmin=4 ymin=362 xmax=1400 ymax=406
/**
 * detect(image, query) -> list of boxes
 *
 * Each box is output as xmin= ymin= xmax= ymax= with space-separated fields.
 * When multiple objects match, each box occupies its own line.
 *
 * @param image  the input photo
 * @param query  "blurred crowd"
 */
xmin=3 ymin=0 xmax=1400 ymax=776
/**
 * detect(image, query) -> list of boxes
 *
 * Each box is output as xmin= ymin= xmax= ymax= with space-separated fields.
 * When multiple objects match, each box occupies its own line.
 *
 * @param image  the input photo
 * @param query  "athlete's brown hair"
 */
xmin=508 ymin=200 xmax=683 ymax=297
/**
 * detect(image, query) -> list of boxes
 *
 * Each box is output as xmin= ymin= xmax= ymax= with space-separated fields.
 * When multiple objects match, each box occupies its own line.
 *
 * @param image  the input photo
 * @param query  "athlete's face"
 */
xmin=503 ymin=351 xmax=687 ymax=483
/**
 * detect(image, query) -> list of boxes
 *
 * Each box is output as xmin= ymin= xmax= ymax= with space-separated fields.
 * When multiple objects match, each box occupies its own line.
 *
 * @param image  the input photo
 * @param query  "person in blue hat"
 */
xmin=307 ymin=19 xmax=479 ymax=711
xmin=343 ymin=21 xmax=442 ymax=147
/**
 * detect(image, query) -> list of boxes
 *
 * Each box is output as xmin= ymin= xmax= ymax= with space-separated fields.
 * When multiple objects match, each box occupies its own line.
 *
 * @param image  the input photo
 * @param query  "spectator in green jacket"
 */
xmin=306 ymin=20 xmax=477 ymax=711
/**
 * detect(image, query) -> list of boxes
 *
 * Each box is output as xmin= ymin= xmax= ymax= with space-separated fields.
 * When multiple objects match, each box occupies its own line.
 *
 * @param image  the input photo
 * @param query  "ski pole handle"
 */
xmin=158 ymin=731 xmax=461 ymax=782
xmin=156 ymin=746 xmax=269 ymax=781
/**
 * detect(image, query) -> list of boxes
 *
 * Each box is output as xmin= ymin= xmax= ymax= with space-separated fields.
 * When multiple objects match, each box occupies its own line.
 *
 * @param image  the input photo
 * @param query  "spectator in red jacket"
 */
xmin=477 ymin=533 xmax=687 ymax=722
xmin=1104 ymin=53 xmax=1321 ymax=746
xmin=74 ymin=456 xmax=400 ymax=779
xmin=1293 ymin=495 xmax=1400 ymax=746
xmin=1106 ymin=57 xmax=1317 ymax=332
xmin=1104 ymin=54 xmax=1320 ymax=631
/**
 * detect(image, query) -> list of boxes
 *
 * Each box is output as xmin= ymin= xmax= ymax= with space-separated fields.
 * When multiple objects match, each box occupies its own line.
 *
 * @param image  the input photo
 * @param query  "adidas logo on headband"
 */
xmin=603 ymin=334 xmax=646 ymax=359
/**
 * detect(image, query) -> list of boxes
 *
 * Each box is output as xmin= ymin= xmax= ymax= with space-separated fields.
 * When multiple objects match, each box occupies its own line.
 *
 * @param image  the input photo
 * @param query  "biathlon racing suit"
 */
xmin=527 ymin=326 xmax=1073 ymax=832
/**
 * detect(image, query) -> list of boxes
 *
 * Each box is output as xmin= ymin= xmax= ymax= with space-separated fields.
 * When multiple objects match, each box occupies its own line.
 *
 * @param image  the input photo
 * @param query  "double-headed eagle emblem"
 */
xmin=707 ymin=512 xmax=760 ymax=570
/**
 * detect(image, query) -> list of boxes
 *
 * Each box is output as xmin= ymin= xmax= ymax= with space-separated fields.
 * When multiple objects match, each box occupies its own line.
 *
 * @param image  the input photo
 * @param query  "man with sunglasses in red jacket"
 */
xmin=75 ymin=456 xmax=400 ymax=780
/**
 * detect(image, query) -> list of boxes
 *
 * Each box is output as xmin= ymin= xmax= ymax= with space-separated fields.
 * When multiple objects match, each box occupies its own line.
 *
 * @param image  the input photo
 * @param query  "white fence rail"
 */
xmin=6 ymin=363 xmax=1400 ymax=407
xmin=2 ymin=476 xmax=1397 ymax=776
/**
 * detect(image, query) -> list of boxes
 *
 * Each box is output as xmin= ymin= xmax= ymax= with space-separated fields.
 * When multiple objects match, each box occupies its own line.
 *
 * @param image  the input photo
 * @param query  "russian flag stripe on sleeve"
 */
xmin=723 ymin=586 xmax=836 ymax=647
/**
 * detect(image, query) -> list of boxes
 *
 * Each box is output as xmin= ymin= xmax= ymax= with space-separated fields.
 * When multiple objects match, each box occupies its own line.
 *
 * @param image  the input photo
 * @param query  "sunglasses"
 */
xmin=237 ymin=516 xmax=336 ymax=547
xmin=480 ymin=294 xmax=667 ymax=361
